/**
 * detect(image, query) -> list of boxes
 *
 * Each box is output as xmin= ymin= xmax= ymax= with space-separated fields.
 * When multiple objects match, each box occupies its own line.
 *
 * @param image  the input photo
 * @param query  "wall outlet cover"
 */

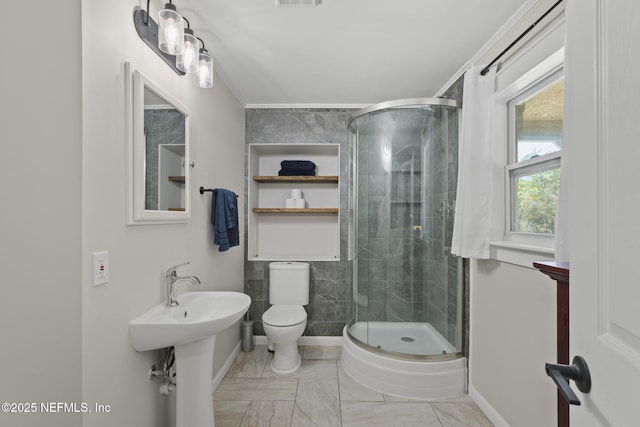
xmin=93 ymin=251 xmax=109 ymax=286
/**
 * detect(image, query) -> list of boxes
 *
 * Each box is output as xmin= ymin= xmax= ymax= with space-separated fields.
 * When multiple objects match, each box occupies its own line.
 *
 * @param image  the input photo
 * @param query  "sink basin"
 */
xmin=129 ymin=291 xmax=251 ymax=352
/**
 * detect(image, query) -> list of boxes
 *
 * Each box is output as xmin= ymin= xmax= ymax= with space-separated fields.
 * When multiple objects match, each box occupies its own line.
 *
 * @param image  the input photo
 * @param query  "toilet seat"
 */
xmin=262 ymin=305 xmax=307 ymax=327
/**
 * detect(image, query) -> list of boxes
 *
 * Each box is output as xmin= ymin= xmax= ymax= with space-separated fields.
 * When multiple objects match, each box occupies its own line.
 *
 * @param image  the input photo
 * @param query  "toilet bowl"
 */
xmin=262 ymin=262 xmax=309 ymax=374
xmin=263 ymin=305 xmax=307 ymax=373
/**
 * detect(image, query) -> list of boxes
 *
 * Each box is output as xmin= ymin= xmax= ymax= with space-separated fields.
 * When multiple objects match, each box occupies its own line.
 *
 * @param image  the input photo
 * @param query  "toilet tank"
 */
xmin=269 ymin=262 xmax=309 ymax=305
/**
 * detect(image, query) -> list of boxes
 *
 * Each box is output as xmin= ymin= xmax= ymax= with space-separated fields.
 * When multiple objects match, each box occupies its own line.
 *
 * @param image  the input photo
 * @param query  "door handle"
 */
xmin=545 ymin=355 xmax=592 ymax=405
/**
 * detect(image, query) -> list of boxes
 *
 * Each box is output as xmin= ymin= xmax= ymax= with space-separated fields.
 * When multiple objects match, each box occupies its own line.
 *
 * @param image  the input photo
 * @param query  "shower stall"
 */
xmin=341 ymin=98 xmax=467 ymax=399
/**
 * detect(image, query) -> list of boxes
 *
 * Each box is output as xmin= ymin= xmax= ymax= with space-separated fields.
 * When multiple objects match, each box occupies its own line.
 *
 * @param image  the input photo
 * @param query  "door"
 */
xmin=565 ymin=0 xmax=640 ymax=425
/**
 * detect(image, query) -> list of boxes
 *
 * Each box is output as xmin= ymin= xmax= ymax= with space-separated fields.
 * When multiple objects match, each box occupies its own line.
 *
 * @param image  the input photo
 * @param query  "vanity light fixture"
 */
xmin=133 ymin=0 xmax=214 ymax=88
xmin=195 ymin=39 xmax=214 ymax=89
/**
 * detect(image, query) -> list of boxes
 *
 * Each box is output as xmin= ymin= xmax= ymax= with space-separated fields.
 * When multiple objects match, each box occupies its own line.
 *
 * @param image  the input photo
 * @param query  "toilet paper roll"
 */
xmin=294 ymin=199 xmax=305 ymax=208
xmin=285 ymin=198 xmax=295 ymax=208
xmin=290 ymin=189 xmax=302 ymax=199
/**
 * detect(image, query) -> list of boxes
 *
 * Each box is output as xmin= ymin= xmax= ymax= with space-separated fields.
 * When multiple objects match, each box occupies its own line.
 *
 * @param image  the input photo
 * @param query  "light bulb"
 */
xmin=176 ymin=31 xmax=199 ymax=73
xmin=158 ymin=5 xmax=184 ymax=55
xmin=195 ymin=49 xmax=213 ymax=88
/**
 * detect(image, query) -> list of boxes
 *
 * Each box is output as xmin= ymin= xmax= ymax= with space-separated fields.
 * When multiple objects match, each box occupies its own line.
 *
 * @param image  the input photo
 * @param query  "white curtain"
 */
xmin=451 ymin=65 xmax=496 ymax=259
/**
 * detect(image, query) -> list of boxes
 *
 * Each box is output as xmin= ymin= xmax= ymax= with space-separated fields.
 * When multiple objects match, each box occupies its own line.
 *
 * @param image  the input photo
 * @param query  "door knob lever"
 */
xmin=545 ymin=355 xmax=591 ymax=405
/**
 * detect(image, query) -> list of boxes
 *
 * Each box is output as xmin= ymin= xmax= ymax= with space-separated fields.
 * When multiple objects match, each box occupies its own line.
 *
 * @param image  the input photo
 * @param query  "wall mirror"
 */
xmin=126 ymin=64 xmax=191 ymax=224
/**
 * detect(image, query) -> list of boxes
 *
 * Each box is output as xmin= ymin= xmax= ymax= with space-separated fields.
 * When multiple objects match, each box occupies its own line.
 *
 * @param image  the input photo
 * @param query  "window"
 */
xmin=506 ymin=72 xmax=563 ymax=237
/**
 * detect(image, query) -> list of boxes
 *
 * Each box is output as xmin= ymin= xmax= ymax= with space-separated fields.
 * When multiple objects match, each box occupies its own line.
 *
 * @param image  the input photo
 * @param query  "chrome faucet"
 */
xmin=165 ymin=262 xmax=201 ymax=307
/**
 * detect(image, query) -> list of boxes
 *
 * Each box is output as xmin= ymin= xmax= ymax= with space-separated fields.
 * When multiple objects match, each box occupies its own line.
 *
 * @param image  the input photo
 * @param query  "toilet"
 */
xmin=262 ymin=262 xmax=309 ymax=374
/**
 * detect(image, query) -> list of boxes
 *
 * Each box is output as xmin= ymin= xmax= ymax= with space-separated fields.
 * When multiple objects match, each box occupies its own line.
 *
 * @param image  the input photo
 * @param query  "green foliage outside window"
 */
xmin=515 ymin=168 xmax=560 ymax=234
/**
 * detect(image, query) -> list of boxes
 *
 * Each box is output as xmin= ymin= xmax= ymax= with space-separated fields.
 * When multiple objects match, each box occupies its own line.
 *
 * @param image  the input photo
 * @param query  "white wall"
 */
xmin=79 ymin=0 xmax=245 ymax=424
xmin=0 ymin=1 xmax=83 ymax=427
xmin=469 ymin=260 xmax=557 ymax=427
xmin=80 ymin=1 xmax=245 ymax=427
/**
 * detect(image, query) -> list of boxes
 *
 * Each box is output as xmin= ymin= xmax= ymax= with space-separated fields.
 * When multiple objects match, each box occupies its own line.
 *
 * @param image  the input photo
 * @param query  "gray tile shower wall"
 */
xmin=244 ymin=109 xmax=353 ymax=336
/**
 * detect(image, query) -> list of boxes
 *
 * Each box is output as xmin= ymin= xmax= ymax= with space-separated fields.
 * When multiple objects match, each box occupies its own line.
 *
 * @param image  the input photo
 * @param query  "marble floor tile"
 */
xmin=216 ymin=346 xmax=494 ymax=427
xmin=341 ymin=402 xmax=443 ymax=427
xmin=432 ymin=402 xmax=494 ymax=427
xmin=337 ymin=361 xmax=384 ymax=402
xmin=261 ymin=359 xmax=338 ymax=379
xmin=214 ymin=378 xmax=298 ymax=401
xmin=303 ymin=345 xmax=342 ymax=360
xmin=227 ymin=346 xmax=271 ymax=378
xmin=214 ymin=400 xmax=250 ymax=427
xmin=240 ymin=401 xmax=295 ymax=427
xmin=291 ymin=379 xmax=341 ymax=427
xmin=382 ymin=393 xmax=472 ymax=403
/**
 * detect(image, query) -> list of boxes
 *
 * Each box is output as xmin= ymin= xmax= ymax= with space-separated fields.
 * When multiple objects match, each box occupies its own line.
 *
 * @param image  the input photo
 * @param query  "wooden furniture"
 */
xmin=534 ymin=261 xmax=570 ymax=427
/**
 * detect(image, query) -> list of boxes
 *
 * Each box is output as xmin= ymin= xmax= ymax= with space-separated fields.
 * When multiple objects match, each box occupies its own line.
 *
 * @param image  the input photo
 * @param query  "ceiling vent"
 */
xmin=275 ymin=0 xmax=322 ymax=6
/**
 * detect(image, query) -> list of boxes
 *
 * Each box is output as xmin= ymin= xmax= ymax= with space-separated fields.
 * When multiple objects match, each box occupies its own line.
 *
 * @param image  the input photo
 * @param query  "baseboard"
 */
xmin=253 ymin=335 xmax=343 ymax=346
xmin=468 ymin=384 xmax=510 ymax=427
xmin=212 ymin=341 xmax=241 ymax=391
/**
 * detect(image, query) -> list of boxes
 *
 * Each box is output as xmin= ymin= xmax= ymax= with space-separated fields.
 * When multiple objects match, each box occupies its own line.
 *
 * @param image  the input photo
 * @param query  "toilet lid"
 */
xmin=262 ymin=305 xmax=307 ymax=327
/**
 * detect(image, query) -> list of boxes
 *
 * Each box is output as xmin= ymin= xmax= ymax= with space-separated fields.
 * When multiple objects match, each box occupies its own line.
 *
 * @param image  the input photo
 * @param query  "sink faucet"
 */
xmin=165 ymin=262 xmax=201 ymax=307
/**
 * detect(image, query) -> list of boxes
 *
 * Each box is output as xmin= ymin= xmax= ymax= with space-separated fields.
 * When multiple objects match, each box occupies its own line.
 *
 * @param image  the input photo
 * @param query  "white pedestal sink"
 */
xmin=129 ymin=291 xmax=251 ymax=427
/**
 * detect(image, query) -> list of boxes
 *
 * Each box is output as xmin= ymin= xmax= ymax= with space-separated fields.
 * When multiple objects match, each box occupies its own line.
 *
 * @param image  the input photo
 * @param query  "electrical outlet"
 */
xmin=93 ymin=251 xmax=109 ymax=286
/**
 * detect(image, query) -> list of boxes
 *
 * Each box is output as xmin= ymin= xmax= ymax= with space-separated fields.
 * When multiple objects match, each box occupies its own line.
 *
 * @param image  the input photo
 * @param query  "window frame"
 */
xmin=489 ymin=48 xmax=565 ymax=265
xmin=505 ymin=68 xmax=563 ymax=242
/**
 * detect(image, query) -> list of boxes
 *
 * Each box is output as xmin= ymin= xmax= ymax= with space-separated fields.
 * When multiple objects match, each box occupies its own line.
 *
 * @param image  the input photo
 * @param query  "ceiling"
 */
xmin=175 ymin=0 xmax=529 ymax=106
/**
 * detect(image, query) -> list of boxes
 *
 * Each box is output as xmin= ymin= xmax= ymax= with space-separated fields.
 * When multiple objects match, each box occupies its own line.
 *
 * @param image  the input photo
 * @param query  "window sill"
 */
xmin=489 ymin=241 xmax=555 ymax=269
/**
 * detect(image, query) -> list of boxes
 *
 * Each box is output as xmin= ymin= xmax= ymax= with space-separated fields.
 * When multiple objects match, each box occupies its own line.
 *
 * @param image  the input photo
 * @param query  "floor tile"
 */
xmin=382 ymin=393 xmax=472 ymax=403
xmin=214 ymin=400 xmax=250 ymax=427
xmin=303 ymin=345 xmax=342 ymax=360
xmin=214 ymin=378 xmax=298 ymax=401
xmin=261 ymin=359 xmax=338 ymax=379
xmin=341 ymin=402 xmax=442 ymax=427
xmin=240 ymin=401 xmax=295 ymax=427
xmin=227 ymin=346 xmax=271 ymax=378
xmin=432 ymin=402 xmax=494 ymax=427
xmin=292 ymin=379 xmax=341 ymax=427
xmin=337 ymin=361 xmax=384 ymax=402
xmin=216 ymin=346 xmax=493 ymax=427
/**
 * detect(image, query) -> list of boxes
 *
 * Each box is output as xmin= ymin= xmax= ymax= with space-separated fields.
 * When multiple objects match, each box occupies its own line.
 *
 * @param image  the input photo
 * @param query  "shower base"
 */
xmin=341 ymin=324 xmax=467 ymax=399
xmin=347 ymin=321 xmax=456 ymax=356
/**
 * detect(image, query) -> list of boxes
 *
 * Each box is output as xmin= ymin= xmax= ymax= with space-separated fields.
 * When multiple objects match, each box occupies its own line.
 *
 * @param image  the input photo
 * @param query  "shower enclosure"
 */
xmin=342 ymin=98 xmax=466 ymax=399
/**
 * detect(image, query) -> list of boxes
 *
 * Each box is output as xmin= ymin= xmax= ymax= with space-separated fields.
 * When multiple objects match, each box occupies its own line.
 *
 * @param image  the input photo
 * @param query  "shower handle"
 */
xmin=442 ymin=200 xmax=454 ymax=256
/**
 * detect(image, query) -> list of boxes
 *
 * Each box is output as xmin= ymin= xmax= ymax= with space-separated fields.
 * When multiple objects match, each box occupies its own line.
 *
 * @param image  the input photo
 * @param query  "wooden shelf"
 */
xmin=168 ymin=176 xmax=185 ymax=183
xmin=253 ymin=208 xmax=338 ymax=214
xmin=253 ymin=175 xmax=338 ymax=183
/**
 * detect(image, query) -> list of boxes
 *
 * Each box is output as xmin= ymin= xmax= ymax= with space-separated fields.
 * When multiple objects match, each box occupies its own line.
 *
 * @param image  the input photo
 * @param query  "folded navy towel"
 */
xmin=210 ymin=188 xmax=239 ymax=252
xmin=278 ymin=169 xmax=316 ymax=176
xmin=281 ymin=160 xmax=316 ymax=171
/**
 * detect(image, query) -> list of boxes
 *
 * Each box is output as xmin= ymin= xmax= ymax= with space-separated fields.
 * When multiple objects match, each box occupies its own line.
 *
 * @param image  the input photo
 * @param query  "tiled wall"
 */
xmin=244 ymin=109 xmax=352 ymax=336
xmin=143 ymin=109 xmax=185 ymax=209
xmin=243 ymin=100 xmax=469 ymax=355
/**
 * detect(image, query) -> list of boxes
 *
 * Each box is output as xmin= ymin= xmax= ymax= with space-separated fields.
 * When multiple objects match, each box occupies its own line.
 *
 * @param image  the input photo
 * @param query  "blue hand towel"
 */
xmin=211 ymin=188 xmax=239 ymax=252
xmin=281 ymin=160 xmax=316 ymax=171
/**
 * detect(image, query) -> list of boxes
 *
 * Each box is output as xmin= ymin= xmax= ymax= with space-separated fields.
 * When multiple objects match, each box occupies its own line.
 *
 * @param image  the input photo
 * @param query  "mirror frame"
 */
xmin=125 ymin=63 xmax=191 ymax=225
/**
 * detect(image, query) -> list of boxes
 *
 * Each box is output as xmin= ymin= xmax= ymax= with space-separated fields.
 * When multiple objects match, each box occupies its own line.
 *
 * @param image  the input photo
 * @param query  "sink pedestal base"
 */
xmin=175 ymin=335 xmax=216 ymax=427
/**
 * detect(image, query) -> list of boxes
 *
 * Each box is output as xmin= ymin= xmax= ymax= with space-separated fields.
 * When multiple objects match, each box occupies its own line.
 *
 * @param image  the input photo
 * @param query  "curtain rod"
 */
xmin=480 ymin=0 xmax=564 ymax=76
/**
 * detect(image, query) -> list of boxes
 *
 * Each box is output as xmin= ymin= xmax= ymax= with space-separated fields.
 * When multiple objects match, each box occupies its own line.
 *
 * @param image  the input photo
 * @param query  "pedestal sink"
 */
xmin=129 ymin=291 xmax=251 ymax=427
